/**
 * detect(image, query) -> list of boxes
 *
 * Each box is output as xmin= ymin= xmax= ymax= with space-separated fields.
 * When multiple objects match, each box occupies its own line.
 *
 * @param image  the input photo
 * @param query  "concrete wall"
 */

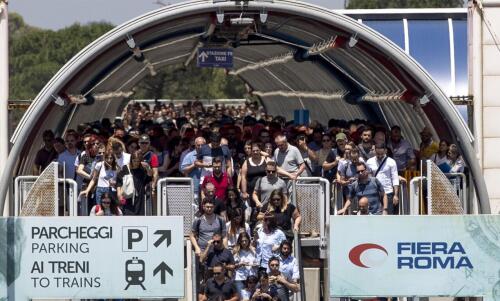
xmin=471 ymin=0 xmax=500 ymax=213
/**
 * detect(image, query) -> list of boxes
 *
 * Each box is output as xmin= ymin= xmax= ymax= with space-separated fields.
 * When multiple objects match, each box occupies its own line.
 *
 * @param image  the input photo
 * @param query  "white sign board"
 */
xmin=329 ymin=215 xmax=500 ymax=300
xmin=0 ymin=217 xmax=184 ymax=300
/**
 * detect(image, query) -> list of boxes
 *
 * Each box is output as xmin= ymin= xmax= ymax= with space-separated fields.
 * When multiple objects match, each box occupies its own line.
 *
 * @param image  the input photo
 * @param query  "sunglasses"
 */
xmin=269 ymin=264 xmax=279 ymax=267
xmin=322 ymin=139 xmax=331 ymax=142
xmin=357 ymin=169 xmax=366 ymax=174
xmin=102 ymin=201 xmax=111 ymax=204
xmin=266 ymin=170 xmax=276 ymax=174
xmin=213 ymin=272 xmax=222 ymax=276
xmin=139 ymin=142 xmax=149 ymax=145
xmin=213 ymin=240 xmax=221 ymax=244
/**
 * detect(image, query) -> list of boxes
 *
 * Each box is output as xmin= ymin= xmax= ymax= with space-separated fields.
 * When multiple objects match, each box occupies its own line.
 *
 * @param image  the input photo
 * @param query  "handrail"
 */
xmin=398 ymin=179 xmax=408 ymax=215
xmin=444 ymin=172 xmax=467 ymax=213
xmin=291 ymin=180 xmax=305 ymax=301
xmin=62 ymin=179 xmax=78 ymax=217
xmin=409 ymin=176 xmax=425 ymax=215
xmin=13 ymin=176 xmax=78 ymax=217
xmin=14 ymin=175 xmax=37 ymax=216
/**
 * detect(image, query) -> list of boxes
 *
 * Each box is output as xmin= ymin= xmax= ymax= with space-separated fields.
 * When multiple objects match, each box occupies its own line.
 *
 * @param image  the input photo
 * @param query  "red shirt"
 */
xmin=202 ymin=173 xmax=232 ymax=202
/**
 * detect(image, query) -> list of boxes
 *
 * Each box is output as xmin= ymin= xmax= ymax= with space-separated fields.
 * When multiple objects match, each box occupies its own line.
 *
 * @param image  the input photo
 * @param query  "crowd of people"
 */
xmin=33 ymin=99 xmax=466 ymax=300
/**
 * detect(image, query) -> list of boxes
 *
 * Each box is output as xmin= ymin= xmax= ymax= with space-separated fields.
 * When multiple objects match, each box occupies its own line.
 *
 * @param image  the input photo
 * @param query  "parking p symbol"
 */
xmin=122 ymin=227 xmax=148 ymax=252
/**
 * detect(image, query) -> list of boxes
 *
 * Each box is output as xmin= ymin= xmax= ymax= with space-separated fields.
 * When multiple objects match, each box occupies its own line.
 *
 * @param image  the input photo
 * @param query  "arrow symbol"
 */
xmin=198 ymin=51 xmax=209 ymax=62
xmin=153 ymin=262 xmax=173 ymax=284
xmin=154 ymin=230 xmax=171 ymax=247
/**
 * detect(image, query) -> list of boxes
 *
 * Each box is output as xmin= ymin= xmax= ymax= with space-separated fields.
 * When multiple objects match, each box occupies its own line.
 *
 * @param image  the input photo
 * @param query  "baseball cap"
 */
xmin=335 ymin=132 xmax=347 ymax=141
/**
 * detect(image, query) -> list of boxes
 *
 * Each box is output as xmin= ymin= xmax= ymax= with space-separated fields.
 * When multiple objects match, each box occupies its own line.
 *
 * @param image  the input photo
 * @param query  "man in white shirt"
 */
xmin=366 ymin=143 xmax=399 ymax=215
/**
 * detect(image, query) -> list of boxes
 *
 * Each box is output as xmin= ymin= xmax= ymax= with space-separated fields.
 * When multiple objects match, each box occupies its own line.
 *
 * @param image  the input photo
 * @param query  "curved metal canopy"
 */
xmin=0 ymin=0 xmax=490 ymax=213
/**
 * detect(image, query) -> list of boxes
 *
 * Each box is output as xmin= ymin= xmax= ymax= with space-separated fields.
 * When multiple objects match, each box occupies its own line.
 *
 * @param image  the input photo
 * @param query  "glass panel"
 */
xmin=453 ymin=19 xmax=468 ymax=96
xmin=408 ymin=20 xmax=451 ymax=95
xmin=363 ymin=20 xmax=405 ymax=49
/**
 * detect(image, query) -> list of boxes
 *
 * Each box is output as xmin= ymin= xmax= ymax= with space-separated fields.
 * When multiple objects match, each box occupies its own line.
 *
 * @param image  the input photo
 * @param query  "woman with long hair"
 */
xmin=232 ymin=232 xmax=258 ymax=294
xmin=256 ymin=213 xmax=286 ymax=269
xmin=226 ymin=186 xmax=250 ymax=222
xmin=89 ymin=192 xmax=122 ymax=216
xmin=80 ymin=149 xmax=119 ymax=205
xmin=241 ymin=143 xmax=267 ymax=201
xmin=226 ymin=208 xmax=251 ymax=250
xmin=116 ymin=150 xmax=153 ymax=215
xmin=258 ymin=189 xmax=301 ymax=242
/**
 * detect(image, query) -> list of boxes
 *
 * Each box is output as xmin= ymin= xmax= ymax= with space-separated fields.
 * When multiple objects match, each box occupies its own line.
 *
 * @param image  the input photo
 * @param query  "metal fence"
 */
xmin=332 ymin=178 xmax=409 ymax=215
xmin=157 ymin=177 xmax=195 ymax=236
xmin=291 ymin=177 xmax=330 ymax=258
xmin=409 ymin=160 xmax=467 ymax=215
xmin=14 ymin=167 xmax=78 ymax=216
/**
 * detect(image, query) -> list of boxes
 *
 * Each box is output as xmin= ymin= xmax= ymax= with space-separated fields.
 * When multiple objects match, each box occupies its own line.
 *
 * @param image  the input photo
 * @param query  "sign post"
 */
xmin=0 ymin=216 xmax=184 ymax=300
xmin=197 ymin=48 xmax=233 ymax=68
xmin=329 ymin=215 xmax=500 ymax=300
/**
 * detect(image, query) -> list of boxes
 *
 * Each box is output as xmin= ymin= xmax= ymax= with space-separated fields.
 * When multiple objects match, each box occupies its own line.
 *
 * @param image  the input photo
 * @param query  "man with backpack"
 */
xmin=337 ymin=162 xmax=387 ymax=215
xmin=190 ymin=198 xmax=227 ymax=257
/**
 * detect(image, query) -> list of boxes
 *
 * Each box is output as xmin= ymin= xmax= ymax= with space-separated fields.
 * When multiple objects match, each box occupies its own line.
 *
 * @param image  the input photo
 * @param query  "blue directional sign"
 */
xmin=197 ymin=48 xmax=233 ymax=68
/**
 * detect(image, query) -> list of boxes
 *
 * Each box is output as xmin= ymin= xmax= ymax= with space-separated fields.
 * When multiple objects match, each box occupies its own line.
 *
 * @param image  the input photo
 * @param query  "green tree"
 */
xmin=9 ymin=13 xmax=114 ymax=99
xmin=9 ymin=13 xmax=247 ymax=101
xmin=346 ymin=0 xmax=463 ymax=8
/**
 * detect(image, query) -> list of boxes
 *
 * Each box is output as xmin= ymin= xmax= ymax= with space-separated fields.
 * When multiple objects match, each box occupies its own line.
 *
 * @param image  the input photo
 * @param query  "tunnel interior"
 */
xmin=4 ymin=1 xmax=488 ymax=212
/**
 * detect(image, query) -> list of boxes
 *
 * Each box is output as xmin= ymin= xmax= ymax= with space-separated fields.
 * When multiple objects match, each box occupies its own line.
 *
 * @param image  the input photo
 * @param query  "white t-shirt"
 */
xmin=94 ymin=162 xmax=118 ymax=188
xmin=233 ymin=249 xmax=257 ymax=281
xmin=116 ymin=152 xmax=131 ymax=169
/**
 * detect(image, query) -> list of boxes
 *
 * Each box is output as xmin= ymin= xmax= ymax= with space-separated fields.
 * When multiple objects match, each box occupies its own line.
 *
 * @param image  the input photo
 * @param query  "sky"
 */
xmin=9 ymin=0 xmax=345 ymax=30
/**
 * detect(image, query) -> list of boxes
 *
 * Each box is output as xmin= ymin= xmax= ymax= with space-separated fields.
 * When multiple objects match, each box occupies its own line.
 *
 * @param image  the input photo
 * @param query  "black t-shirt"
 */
xmin=116 ymin=166 xmax=152 ymax=198
xmin=78 ymin=152 xmax=96 ymax=184
xmin=204 ymin=278 xmax=237 ymax=300
xmin=260 ymin=203 xmax=296 ymax=231
xmin=324 ymin=149 xmax=339 ymax=181
xmin=205 ymin=246 xmax=235 ymax=268
xmin=226 ymin=199 xmax=247 ymax=221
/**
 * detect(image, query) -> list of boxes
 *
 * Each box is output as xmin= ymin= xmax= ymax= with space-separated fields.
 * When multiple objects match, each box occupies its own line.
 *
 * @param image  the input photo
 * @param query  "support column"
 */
xmin=0 ymin=0 xmax=9 ymax=217
xmin=471 ymin=0 xmax=500 ymax=213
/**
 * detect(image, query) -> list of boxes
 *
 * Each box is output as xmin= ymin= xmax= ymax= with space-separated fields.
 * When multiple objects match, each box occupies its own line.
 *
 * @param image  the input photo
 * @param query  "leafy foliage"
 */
xmin=9 ymin=13 xmax=247 ymax=101
xmin=9 ymin=13 xmax=114 ymax=99
xmin=346 ymin=0 xmax=463 ymax=9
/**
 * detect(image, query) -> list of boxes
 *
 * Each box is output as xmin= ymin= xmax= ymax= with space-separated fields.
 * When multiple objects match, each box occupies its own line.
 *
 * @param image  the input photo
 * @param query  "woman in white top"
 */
xmin=226 ymin=208 xmax=251 ymax=250
xmin=448 ymin=144 xmax=465 ymax=173
xmin=81 ymin=149 xmax=119 ymax=204
xmin=430 ymin=140 xmax=451 ymax=169
xmin=232 ymin=232 xmax=258 ymax=295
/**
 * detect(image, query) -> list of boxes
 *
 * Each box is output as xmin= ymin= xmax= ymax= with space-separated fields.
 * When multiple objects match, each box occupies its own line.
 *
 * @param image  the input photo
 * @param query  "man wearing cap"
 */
xmin=366 ymin=143 xmax=399 ymax=215
xmin=321 ymin=132 xmax=347 ymax=182
xmin=138 ymin=134 xmax=159 ymax=213
xmin=419 ymin=126 xmax=439 ymax=161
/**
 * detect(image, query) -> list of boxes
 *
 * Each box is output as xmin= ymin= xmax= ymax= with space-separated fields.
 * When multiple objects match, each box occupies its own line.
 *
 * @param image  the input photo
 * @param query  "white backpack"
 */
xmin=122 ymin=166 xmax=135 ymax=199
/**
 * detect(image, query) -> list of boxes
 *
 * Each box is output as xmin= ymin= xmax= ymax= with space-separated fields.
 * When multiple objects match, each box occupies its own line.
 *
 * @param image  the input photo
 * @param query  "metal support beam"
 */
xmin=0 ymin=0 xmax=9 ymax=216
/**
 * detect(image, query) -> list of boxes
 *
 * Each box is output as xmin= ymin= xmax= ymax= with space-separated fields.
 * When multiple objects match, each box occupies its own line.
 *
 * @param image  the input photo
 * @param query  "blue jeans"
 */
xmin=95 ymin=186 xmax=110 ymax=205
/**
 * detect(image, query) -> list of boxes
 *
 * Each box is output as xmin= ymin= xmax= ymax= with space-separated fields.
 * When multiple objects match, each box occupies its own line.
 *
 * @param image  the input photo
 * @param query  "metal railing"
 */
xmin=332 ymin=178 xmax=409 ymax=215
xmin=14 ymin=176 xmax=78 ymax=216
xmin=409 ymin=172 xmax=468 ymax=215
xmin=157 ymin=177 xmax=195 ymax=235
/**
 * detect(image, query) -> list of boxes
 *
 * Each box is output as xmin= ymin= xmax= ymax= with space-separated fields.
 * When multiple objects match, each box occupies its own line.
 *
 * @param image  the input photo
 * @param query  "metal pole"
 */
xmin=0 ymin=0 xmax=9 ymax=217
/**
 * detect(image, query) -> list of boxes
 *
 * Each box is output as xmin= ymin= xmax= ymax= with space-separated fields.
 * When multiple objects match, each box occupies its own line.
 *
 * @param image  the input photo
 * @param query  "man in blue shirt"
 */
xmin=180 ymin=137 xmax=206 ymax=202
